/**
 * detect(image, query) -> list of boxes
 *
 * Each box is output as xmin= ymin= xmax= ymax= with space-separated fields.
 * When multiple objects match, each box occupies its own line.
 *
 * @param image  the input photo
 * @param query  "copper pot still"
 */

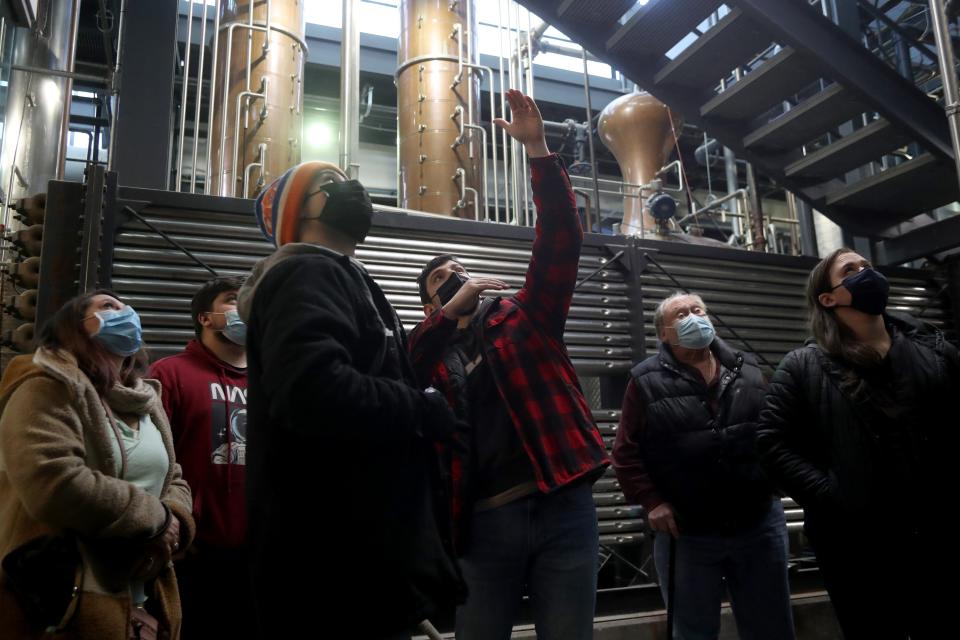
xmin=598 ymin=91 xmax=682 ymax=235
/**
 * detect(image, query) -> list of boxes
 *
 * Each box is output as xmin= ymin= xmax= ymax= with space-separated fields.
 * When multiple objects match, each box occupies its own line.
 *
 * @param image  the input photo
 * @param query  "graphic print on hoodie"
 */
xmin=149 ymin=339 xmax=248 ymax=550
xmin=211 ymin=381 xmax=247 ymax=465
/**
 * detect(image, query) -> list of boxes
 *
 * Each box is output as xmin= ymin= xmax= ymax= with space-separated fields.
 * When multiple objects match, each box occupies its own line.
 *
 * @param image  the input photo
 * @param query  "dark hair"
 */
xmin=190 ymin=277 xmax=245 ymax=338
xmin=416 ymin=254 xmax=460 ymax=304
xmin=806 ymin=248 xmax=884 ymax=399
xmin=38 ymin=290 xmax=148 ymax=396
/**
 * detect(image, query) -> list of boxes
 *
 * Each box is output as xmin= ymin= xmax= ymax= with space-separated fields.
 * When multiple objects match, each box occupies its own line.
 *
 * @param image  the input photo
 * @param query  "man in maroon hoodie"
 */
xmin=149 ymin=277 xmax=249 ymax=639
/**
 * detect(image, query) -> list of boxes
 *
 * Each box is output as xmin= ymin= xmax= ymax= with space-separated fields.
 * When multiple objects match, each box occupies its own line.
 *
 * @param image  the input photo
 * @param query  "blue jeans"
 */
xmin=653 ymin=499 xmax=795 ymax=640
xmin=455 ymin=482 xmax=598 ymax=640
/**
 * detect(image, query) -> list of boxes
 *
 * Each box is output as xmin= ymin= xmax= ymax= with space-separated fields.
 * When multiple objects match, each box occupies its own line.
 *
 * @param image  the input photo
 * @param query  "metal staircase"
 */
xmin=520 ymin=0 xmax=960 ymax=238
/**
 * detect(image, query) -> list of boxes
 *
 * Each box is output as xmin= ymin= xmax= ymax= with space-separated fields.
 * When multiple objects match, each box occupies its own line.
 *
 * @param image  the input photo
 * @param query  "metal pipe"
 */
xmin=9 ymin=64 xmax=106 ymax=84
xmin=497 ymin=0 xmax=508 ymax=223
xmin=456 ymin=58 xmax=499 ymax=221
xmin=515 ymin=1 xmax=530 ymax=225
xmin=576 ymin=187 xmax=642 ymax=198
xmin=464 ymin=123 xmax=489 ymax=220
xmin=175 ymin=0 xmax=197 ymax=190
xmin=359 ymin=84 xmax=373 ymax=123
xmin=859 ymin=0 xmax=939 ymax=64
xmin=689 ymin=209 xmax=800 ymax=225
xmin=0 ymin=16 xmax=10 ymax=276
xmin=467 ymin=0 xmax=474 ymax=161
xmin=723 ymin=146 xmax=742 ymax=236
xmin=573 ymin=187 xmax=593 ymax=232
xmin=263 ymin=0 xmax=271 ymax=54
xmin=677 ymin=189 xmax=749 ymax=225
xmin=218 ymin=22 xmax=240 ymax=190
xmin=536 ymin=39 xmax=603 ymax=63
xmin=527 ymin=18 xmax=549 ymax=54
xmin=246 ymin=0 xmax=254 ymax=91
xmin=340 ymin=0 xmax=360 ymax=178
xmin=790 ymin=191 xmax=819 ymax=256
xmin=656 ymin=159 xmax=685 ymax=193
xmin=204 ymin=1 xmax=220 ymax=194
xmin=453 ymin=105 xmax=490 ymax=221
xmin=485 ymin=64 xmax=500 ymax=224
xmin=189 ymin=0 xmax=209 ymax=193
xmin=56 ymin=0 xmax=82 ymax=180
xmin=524 ymin=5 xmax=535 ymax=224
xmin=542 ymin=118 xmax=582 ymax=131
xmin=929 ymin=0 xmax=960 ymax=188
xmin=571 ymin=175 xmax=664 ymax=191
xmin=744 ymin=162 xmax=766 ymax=251
xmin=454 ymin=167 xmax=479 ymax=220
xmin=231 ymin=83 xmax=267 ymax=199
xmin=581 ymin=46 xmax=601 ymax=233
xmin=507 ymin=1 xmax=519 ymax=224
xmin=107 ymin=0 xmax=127 ymax=171
xmin=243 ymin=142 xmax=267 ymax=197
xmin=465 ymin=185 xmax=480 ymax=221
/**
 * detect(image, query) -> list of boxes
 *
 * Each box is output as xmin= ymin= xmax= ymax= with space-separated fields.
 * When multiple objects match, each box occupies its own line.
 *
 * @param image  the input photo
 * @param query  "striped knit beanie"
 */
xmin=254 ymin=161 xmax=346 ymax=247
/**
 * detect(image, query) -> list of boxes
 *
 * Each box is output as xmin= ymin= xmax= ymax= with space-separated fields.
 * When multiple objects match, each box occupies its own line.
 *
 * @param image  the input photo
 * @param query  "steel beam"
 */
xmin=112 ymin=0 xmax=178 ymax=188
xmin=875 ymin=214 xmax=960 ymax=264
xmin=732 ymin=0 xmax=953 ymax=161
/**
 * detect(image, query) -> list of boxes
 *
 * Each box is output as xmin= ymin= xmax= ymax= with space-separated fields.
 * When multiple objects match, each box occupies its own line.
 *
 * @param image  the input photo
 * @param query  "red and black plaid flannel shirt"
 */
xmin=408 ymin=154 xmax=610 ymax=543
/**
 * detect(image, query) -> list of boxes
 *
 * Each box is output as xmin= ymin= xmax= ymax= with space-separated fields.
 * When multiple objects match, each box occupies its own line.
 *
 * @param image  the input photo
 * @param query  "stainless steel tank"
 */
xmin=0 ymin=0 xmax=80 ymax=208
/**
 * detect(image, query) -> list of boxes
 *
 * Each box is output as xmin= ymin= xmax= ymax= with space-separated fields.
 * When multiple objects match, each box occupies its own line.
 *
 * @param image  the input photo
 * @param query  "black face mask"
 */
xmin=435 ymin=272 xmax=472 ymax=308
xmin=307 ymin=179 xmax=373 ymax=243
xmin=830 ymin=267 xmax=890 ymax=315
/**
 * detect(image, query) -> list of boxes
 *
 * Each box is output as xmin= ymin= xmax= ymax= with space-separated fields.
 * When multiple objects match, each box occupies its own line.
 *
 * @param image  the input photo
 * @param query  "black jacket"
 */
xmin=243 ymin=247 xmax=465 ymax=637
xmin=757 ymin=312 xmax=959 ymax=542
xmin=625 ymin=338 xmax=773 ymax=533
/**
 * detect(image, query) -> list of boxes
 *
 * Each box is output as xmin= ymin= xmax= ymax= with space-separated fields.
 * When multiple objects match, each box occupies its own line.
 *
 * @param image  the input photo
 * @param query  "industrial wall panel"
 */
xmin=110 ymin=197 xmax=954 ymax=555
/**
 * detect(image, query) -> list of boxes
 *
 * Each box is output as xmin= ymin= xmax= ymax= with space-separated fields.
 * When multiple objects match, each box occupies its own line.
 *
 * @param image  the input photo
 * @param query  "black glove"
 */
xmin=420 ymin=387 xmax=467 ymax=445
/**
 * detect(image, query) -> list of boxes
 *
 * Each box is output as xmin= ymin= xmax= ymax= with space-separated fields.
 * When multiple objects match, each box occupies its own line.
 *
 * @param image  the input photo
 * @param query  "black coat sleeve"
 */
xmin=253 ymin=256 xmax=430 ymax=443
xmin=756 ymin=349 xmax=835 ymax=509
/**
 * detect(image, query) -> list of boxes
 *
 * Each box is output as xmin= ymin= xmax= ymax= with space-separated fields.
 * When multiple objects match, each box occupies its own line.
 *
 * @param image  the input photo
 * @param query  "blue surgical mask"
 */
xmin=92 ymin=306 xmax=142 ymax=357
xmin=674 ymin=314 xmax=715 ymax=350
xmin=221 ymin=309 xmax=247 ymax=346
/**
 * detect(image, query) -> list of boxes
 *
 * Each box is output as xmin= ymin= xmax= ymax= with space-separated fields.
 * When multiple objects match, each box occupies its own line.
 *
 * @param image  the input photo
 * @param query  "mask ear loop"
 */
xmin=303 ymin=170 xmax=347 ymax=205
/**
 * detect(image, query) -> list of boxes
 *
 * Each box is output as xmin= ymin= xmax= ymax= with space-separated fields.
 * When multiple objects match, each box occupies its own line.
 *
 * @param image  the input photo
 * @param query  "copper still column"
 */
xmin=598 ymin=91 xmax=681 ymax=235
xmin=209 ymin=0 xmax=306 ymax=198
xmin=398 ymin=0 xmax=482 ymax=218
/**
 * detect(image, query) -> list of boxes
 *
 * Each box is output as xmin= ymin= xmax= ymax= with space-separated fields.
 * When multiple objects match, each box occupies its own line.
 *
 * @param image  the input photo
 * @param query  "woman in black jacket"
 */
xmin=758 ymin=248 xmax=959 ymax=640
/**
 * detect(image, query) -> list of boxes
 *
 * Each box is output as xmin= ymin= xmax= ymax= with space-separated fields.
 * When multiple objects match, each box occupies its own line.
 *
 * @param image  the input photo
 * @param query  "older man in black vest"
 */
xmin=612 ymin=292 xmax=795 ymax=640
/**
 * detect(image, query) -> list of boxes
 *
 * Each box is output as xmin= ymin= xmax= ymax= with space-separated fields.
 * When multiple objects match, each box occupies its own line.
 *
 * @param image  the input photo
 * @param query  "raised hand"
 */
xmin=494 ymin=89 xmax=550 ymax=158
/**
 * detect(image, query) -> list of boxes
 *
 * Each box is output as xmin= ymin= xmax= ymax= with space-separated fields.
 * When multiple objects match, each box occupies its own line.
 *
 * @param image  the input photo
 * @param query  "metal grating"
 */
xmin=557 ymin=0 xmax=637 ymax=26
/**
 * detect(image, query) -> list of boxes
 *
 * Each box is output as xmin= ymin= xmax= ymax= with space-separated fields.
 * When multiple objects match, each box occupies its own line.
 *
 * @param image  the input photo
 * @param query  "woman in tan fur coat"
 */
xmin=0 ymin=291 xmax=195 ymax=640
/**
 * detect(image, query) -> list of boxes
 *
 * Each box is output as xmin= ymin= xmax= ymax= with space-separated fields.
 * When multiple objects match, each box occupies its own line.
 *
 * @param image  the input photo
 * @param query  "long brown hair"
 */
xmin=37 ymin=290 xmax=148 ymax=396
xmin=806 ymin=248 xmax=884 ymax=398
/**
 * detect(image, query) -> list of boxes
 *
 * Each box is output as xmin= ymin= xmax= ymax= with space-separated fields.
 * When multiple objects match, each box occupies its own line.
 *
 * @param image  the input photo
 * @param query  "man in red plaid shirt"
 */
xmin=409 ymin=90 xmax=609 ymax=640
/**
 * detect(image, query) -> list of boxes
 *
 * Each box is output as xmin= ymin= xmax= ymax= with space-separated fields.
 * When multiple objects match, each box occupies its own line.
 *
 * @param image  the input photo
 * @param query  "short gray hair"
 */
xmin=654 ymin=291 xmax=707 ymax=335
